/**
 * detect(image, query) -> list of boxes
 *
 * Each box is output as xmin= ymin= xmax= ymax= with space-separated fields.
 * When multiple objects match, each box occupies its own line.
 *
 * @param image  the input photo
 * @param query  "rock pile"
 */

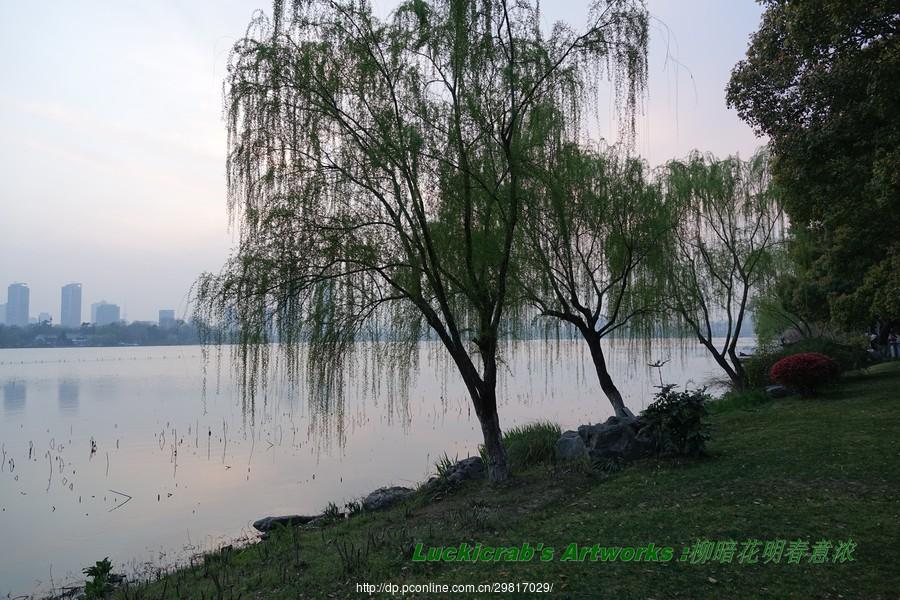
xmin=556 ymin=415 xmax=657 ymax=463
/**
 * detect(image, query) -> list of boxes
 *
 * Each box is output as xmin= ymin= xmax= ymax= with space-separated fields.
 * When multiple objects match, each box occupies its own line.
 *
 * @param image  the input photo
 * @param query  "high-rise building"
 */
xmin=0 ymin=304 xmax=5 ymax=325
xmin=159 ymin=309 xmax=176 ymax=329
xmin=6 ymin=283 xmax=29 ymax=327
xmin=61 ymin=283 xmax=82 ymax=328
xmin=94 ymin=303 xmax=121 ymax=326
xmin=91 ymin=301 xmax=106 ymax=324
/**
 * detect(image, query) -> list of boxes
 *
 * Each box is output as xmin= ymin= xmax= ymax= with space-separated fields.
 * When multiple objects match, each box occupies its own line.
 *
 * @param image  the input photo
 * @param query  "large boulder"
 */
xmin=443 ymin=456 xmax=486 ymax=484
xmin=579 ymin=416 xmax=657 ymax=462
xmin=362 ymin=486 xmax=414 ymax=511
xmin=555 ymin=430 xmax=587 ymax=461
xmin=252 ymin=514 xmax=321 ymax=532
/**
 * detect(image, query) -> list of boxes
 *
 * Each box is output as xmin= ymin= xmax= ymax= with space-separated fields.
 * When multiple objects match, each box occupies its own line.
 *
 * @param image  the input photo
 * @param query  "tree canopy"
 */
xmin=727 ymin=0 xmax=900 ymax=334
xmin=661 ymin=149 xmax=784 ymax=390
xmin=515 ymin=142 xmax=669 ymax=417
xmin=196 ymin=0 xmax=649 ymax=481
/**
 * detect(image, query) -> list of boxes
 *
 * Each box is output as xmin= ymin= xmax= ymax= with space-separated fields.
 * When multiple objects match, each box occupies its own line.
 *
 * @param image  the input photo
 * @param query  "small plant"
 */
xmin=769 ymin=352 xmax=840 ymax=396
xmin=640 ymin=385 xmax=710 ymax=458
xmin=83 ymin=557 xmax=114 ymax=599
xmin=322 ymin=501 xmax=342 ymax=521
xmin=446 ymin=501 xmax=492 ymax=531
xmin=344 ymin=499 xmax=363 ymax=517
xmin=335 ymin=536 xmax=369 ymax=576
xmin=432 ymin=452 xmax=457 ymax=479
xmin=592 ymin=455 xmax=625 ymax=476
xmin=479 ymin=421 xmax=561 ymax=469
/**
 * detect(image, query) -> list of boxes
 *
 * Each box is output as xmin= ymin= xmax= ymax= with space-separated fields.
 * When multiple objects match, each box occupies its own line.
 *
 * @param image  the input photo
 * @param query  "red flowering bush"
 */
xmin=769 ymin=352 xmax=841 ymax=396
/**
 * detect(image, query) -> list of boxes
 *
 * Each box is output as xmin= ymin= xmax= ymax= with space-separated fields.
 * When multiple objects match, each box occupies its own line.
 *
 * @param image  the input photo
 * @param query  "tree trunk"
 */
xmin=477 ymin=404 xmax=511 ymax=482
xmin=701 ymin=337 xmax=746 ymax=392
xmin=447 ymin=343 xmax=510 ymax=483
xmin=584 ymin=330 xmax=635 ymax=419
xmin=727 ymin=348 xmax=749 ymax=391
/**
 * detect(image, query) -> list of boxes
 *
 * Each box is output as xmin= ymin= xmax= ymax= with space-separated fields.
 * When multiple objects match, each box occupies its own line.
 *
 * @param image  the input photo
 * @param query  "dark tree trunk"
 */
xmin=701 ymin=336 xmax=747 ymax=392
xmin=477 ymin=403 xmax=510 ymax=482
xmin=875 ymin=319 xmax=897 ymax=347
xmin=451 ymin=344 xmax=511 ymax=483
xmin=583 ymin=329 xmax=635 ymax=419
xmin=727 ymin=347 xmax=749 ymax=390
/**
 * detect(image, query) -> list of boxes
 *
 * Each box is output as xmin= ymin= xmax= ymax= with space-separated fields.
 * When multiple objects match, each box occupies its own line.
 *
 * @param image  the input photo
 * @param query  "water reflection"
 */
xmin=58 ymin=380 xmax=79 ymax=415
xmin=3 ymin=380 xmax=26 ymax=414
xmin=0 ymin=341 xmax=749 ymax=597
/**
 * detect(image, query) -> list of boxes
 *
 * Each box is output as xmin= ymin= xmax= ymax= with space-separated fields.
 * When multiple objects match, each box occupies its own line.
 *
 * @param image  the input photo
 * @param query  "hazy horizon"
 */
xmin=0 ymin=0 xmax=765 ymax=323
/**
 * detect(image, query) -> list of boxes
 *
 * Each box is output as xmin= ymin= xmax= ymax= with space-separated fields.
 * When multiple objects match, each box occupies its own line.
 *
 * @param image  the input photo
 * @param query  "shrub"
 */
xmin=83 ymin=557 xmax=114 ymax=599
xmin=479 ymin=421 xmax=561 ymax=469
xmin=640 ymin=385 xmax=711 ymax=458
xmin=502 ymin=421 xmax=561 ymax=467
xmin=743 ymin=337 xmax=869 ymax=389
xmin=769 ymin=352 xmax=840 ymax=396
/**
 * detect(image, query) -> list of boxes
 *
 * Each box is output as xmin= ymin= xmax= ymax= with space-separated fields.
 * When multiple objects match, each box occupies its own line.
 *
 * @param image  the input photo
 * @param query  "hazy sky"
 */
xmin=0 ymin=0 xmax=765 ymax=323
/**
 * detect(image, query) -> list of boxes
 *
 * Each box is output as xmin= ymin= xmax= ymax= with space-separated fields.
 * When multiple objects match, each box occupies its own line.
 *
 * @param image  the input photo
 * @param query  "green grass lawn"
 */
xmin=111 ymin=362 xmax=900 ymax=599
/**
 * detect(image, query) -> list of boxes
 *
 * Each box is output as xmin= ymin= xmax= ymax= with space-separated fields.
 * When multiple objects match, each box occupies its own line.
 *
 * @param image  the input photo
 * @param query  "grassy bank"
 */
xmin=110 ymin=363 xmax=900 ymax=599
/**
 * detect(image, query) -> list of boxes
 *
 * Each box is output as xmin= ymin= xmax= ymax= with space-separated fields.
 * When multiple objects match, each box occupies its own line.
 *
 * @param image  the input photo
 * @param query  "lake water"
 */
xmin=0 ymin=339 xmax=751 ymax=595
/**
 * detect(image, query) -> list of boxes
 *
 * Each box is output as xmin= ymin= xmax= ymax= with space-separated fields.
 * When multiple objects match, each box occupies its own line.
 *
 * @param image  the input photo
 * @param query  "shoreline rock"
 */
xmin=558 ymin=415 xmax=657 ymax=463
xmin=765 ymin=384 xmax=789 ymax=398
xmin=252 ymin=514 xmax=322 ymax=532
xmin=555 ymin=430 xmax=587 ymax=460
xmin=362 ymin=486 xmax=414 ymax=511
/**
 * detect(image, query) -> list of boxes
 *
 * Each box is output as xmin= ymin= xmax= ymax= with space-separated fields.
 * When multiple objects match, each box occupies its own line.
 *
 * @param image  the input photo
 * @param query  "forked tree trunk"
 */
xmin=700 ymin=337 xmax=747 ymax=392
xmin=583 ymin=330 xmax=635 ymax=419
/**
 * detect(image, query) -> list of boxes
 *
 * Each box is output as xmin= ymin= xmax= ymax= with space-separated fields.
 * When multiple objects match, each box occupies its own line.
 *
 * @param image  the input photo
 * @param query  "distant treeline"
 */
xmin=0 ymin=316 xmax=754 ymax=350
xmin=0 ymin=321 xmax=201 ymax=349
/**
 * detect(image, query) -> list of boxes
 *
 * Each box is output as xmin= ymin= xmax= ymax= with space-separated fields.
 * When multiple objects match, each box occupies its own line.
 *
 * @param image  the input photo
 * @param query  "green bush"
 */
xmin=479 ymin=421 xmax=561 ymax=469
xmin=640 ymin=385 xmax=711 ymax=458
xmin=744 ymin=337 xmax=870 ymax=389
xmin=83 ymin=557 xmax=114 ymax=599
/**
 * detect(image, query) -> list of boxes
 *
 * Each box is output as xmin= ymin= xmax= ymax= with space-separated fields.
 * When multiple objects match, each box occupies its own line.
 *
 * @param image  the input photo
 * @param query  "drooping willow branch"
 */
xmin=194 ymin=0 xmax=649 ymax=457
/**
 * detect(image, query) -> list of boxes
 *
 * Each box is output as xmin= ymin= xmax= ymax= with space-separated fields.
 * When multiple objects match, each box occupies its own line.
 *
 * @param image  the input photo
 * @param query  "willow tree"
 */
xmin=661 ymin=149 xmax=783 ymax=391
xmin=194 ymin=0 xmax=649 ymax=482
xmin=516 ymin=143 xmax=667 ymax=418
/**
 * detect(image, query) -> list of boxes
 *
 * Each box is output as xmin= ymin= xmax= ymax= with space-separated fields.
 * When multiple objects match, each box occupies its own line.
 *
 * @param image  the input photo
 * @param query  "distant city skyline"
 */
xmin=2 ymin=280 xmax=181 ymax=327
xmin=0 ymin=0 xmax=766 ymax=321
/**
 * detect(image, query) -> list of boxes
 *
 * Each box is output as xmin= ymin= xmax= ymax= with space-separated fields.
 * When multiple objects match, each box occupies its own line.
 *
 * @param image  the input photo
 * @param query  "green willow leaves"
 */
xmin=194 ymin=0 xmax=649 ymax=481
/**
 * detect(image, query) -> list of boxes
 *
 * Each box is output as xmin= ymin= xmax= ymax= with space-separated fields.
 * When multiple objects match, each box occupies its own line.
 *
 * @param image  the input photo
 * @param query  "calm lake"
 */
xmin=0 ymin=339 xmax=751 ymax=595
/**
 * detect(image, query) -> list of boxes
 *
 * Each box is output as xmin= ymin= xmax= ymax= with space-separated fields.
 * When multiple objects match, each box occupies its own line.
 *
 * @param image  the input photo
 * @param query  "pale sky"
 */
xmin=0 ymin=0 xmax=765 ymax=323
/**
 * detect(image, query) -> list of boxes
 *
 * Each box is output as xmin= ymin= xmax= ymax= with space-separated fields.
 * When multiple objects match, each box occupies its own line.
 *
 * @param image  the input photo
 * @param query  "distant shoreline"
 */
xmin=0 ymin=321 xmax=202 ymax=349
xmin=0 ymin=341 xmax=210 ymax=350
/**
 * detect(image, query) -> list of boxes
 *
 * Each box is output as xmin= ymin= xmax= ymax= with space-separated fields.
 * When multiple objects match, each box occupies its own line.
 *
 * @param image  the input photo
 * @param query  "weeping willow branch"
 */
xmin=514 ymin=141 xmax=665 ymax=417
xmin=194 ymin=0 xmax=649 ymax=480
xmin=660 ymin=148 xmax=785 ymax=391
